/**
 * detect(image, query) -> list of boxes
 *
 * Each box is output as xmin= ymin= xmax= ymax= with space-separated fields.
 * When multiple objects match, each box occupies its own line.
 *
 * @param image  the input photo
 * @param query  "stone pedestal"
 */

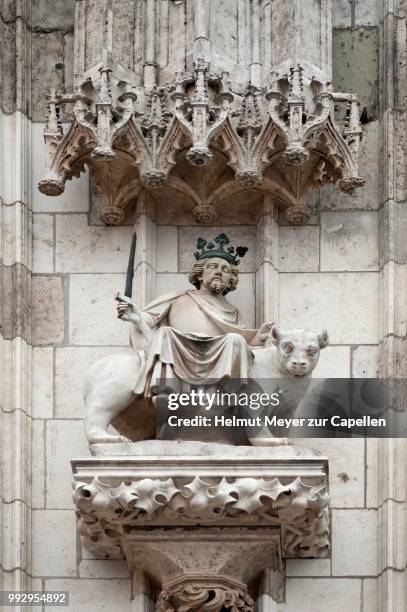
xmin=72 ymin=442 xmax=329 ymax=609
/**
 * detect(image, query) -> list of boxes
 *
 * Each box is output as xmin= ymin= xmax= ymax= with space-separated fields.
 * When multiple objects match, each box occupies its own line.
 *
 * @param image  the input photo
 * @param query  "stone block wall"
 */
xmin=1 ymin=0 xmax=406 ymax=611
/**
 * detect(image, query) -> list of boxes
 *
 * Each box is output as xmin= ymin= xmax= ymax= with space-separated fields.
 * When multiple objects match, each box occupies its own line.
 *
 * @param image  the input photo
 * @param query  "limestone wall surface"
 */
xmin=1 ymin=0 xmax=407 ymax=611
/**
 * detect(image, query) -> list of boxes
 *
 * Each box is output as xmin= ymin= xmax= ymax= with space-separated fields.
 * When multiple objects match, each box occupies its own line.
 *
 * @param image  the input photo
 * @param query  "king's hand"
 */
xmin=116 ymin=299 xmax=141 ymax=324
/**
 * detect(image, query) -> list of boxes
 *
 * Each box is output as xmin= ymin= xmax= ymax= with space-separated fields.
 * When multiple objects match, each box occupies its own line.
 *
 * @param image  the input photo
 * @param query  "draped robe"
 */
xmin=130 ymin=290 xmax=260 ymax=397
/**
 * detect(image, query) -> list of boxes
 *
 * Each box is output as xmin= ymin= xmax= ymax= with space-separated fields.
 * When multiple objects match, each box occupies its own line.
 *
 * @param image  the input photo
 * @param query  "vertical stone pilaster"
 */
xmin=377 ymin=438 xmax=407 ymax=611
xmin=256 ymin=195 xmax=279 ymax=326
xmin=131 ymin=569 xmax=154 ymax=612
xmin=378 ymin=2 xmax=407 ymax=611
xmin=271 ymin=0 xmax=332 ymax=80
xmin=133 ymin=191 xmax=157 ymax=308
xmin=144 ymin=0 xmax=157 ymax=87
xmin=0 ymin=0 xmax=32 ymax=597
xmin=194 ymin=0 xmax=210 ymax=62
xmin=250 ymin=0 xmax=261 ymax=86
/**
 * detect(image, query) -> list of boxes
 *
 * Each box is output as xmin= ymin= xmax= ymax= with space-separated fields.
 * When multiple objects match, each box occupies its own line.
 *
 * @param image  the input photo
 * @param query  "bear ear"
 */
xmin=270 ymin=324 xmax=280 ymax=346
xmin=318 ymin=330 xmax=329 ymax=349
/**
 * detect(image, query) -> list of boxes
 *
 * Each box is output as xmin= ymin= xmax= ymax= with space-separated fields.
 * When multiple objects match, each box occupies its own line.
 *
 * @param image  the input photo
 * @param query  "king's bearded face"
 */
xmin=200 ymin=257 xmax=232 ymax=295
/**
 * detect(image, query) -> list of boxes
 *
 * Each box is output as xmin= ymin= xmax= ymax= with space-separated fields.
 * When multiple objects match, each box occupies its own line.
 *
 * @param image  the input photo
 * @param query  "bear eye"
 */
xmin=283 ymin=344 xmax=294 ymax=353
xmin=307 ymin=347 xmax=317 ymax=356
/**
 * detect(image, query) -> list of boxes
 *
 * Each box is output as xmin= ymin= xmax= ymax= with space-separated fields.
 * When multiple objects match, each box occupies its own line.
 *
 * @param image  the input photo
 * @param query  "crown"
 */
xmin=194 ymin=233 xmax=248 ymax=266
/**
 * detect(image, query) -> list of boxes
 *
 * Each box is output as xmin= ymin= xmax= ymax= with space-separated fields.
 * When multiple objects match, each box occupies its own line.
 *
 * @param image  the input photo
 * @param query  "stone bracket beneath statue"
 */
xmin=72 ymin=443 xmax=329 ymax=576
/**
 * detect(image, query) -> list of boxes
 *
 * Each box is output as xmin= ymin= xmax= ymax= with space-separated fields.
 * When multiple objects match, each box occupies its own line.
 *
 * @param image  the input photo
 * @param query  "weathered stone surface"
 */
xmin=32 ymin=0 xmax=75 ymax=31
xmin=320 ymin=211 xmax=379 ymax=271
xmin=1 ymin=500 xmax=30 ymax=571
xmin=333 ymin=28 xmax=379 ymax=121
xmin=333 ymin=0 xmax=352 ymax=28
xmin=380 ymin=262 xmax=407 ymax=339
xmin=378 ymin=500 xmax=407 ymax=572
xmin=1 ymin=201 xmax=32 ymax=267
xmin=286 ymin=559 xmax=331 ymax=577
xmin=363 ymin=578 xmax=378 ymax=612
xmin=383 ymin=202 xmax=407 ymax=264
xmin=178 ymin=226 xmax=257 ymax=274
xmin=69 ymin=273 xmax=129 ymax=345
xmin=380 ymin=335 xmax=407 ymax=378
xmin=46 ymin=420 xmax=88 ymax=509
xmin=55 ymin=214 xmax=133 ymax=273
xmin=352 ymin=345 xmax=379 ymax=377
xmin=32 ymin=347 xmax=53 ymax=418
xmin=33 ymin=214 xmax=54 ymax=273
xmin=31 ymin=419 xmax=45 ymax=509
xmin=156 ymin=226 xmax=178 ymax=273
xmin=1 ymin=409 xmax=31 ymax=502
xmin=279 ymin=226 xmax=319 ymax=272
xmin=319 ymin=121 xmax=379 ymax=211
xmin=55 ymin=346 xmax=133 ymax=418
xmin=0 ymin=263 xmax=31 ymax=342
xmin=43 ymin=578 xmax=131 ymax=612
xmin=356 ymin=0 xmax=379 ymax=26
xmin=0 ymin=0 xmax=18 ymax=23
xmin=32 ymin=124 xmax=90 ymax=213
xmin=32 ymin=275 xmax=65 ymax=345
xmin=279 ymin=272 xmax=379 ymax=344
xmin=32 ymin=33 xmax=65 ymax=121
xmin=78 ymin=560 xmax=130 ymax=579
xmin=312 ymin=346 xmax=350 ymax=378
xmin=332 ymin=509 xmax=378 ymax=575
xmin=0 ymin=21 xmax=17 ymax=113
xmin=366 ymin=438 xmax=378 ymax=508
xmin=32 ymin=510 xmax=77 ymax=577
xmin=299 ymin=439 xmax=365 ymax=508
xmin=398 ymin=0 xmax=407 ymax=16
xmin=284 ymin=578 xmax=361 ymax=612
xmin=63 ymin=32 xmax=74 ymax=93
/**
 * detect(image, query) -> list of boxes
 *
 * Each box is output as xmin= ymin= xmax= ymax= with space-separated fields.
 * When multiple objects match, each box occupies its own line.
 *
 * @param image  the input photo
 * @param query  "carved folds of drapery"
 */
xmin=38 ymin=0 xmax=365 ymax=226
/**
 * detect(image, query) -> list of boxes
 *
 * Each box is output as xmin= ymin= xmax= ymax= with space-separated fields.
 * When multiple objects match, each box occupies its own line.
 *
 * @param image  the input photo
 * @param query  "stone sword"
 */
xmin=115 ymin=233 xmax=153 ymax=340
xmin=115 ymin=230 xmax=137 ymax=306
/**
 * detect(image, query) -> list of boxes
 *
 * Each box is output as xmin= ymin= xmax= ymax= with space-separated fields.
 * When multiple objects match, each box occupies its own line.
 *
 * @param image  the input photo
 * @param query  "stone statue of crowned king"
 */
xmin=83 ymin=232 xmax=328 ymax=445
xmin=117 ymin=233 xmax=273 ymax=399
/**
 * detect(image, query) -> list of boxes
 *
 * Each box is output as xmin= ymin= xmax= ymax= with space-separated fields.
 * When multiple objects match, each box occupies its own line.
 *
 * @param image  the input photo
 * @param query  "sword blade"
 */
xmin=124 ymin=231 xmax=137 ymax=299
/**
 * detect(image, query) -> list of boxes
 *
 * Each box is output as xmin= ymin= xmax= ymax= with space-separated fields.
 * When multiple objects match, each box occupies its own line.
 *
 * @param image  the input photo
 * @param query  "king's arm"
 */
xmin=115 ymin=290 xmax=184 ymax=341
xmin=116 ymin=300 xmax=157 ymax=345
xmin=116 ymin=300 xmax=155 ymax=328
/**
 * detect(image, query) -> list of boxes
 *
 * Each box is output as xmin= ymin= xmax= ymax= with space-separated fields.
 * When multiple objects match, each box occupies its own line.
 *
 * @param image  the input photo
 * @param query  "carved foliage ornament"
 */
xmin=72 ymin=475 xmax=329 ymax=559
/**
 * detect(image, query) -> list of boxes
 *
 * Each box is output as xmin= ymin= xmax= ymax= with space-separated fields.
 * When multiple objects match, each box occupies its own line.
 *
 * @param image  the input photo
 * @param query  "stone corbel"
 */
xmin=72 ymin=447 xmax=329 ymax=609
